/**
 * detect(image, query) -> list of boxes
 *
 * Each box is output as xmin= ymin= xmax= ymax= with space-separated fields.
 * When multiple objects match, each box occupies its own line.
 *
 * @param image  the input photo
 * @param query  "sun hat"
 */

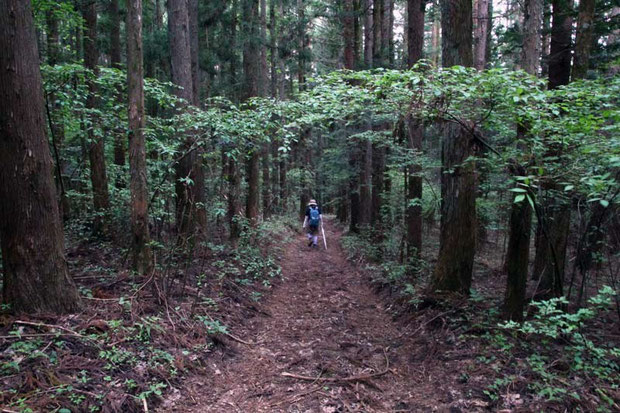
xmin=308 ymin=199 xmax=317 ymax=206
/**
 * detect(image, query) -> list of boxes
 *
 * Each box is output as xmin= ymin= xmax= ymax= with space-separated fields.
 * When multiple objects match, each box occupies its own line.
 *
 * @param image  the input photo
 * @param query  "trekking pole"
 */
xmin=321 ymin=222 xmax=327 ymax=250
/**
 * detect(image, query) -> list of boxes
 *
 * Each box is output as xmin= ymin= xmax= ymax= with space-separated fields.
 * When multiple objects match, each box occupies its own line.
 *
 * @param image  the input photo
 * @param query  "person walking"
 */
xmin=302 ymin=199 xmax=322 ymax=248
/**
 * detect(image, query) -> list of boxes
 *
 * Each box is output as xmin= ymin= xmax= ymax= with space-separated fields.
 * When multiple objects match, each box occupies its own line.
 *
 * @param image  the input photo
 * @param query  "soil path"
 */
xmin=160 ymin=222 xmax=441 ymax=412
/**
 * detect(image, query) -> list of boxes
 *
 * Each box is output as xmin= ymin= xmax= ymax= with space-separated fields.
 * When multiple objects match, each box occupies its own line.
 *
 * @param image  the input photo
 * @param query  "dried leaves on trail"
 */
xmin=158 ymin=224 xmax=492 ymax=412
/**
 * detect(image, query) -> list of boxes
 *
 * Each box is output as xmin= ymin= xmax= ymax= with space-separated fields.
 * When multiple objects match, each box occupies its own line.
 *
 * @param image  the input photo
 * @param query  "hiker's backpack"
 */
xmin=309 ymin=207 xmax=320 ymax=226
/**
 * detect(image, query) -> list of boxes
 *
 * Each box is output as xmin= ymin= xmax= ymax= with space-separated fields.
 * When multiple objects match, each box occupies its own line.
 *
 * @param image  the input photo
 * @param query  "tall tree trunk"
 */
xmin=383 ymin=0 xmax=394 ymax=66
xmin=503 ymin=0 xmax=541 ymax=320
xmin=271 ymin=140 xmax=280 ymax=210
xmin=503 ymin=183 xmax=532 ymax=320
xmin=364 ymin=0 xmax=374 ymax=67
xmin=373 ymin=0 xmax=384 ymax=66
xmin=354 ymin=0 xmax=362 ymax=64
xmin=548 ymin=0 xmax=573 ymax=89
xmin=430 ymin=0 xmax=475 ymax=294
xmin=359 ymin=138 xmax=373 ymax=225
xmin=407 ymin=0 xmax=425 ymax=67
xmin=262 ymin=142 xmax=272 ymax=217
xmin=227 ymin=156 xmax=241 ymax=241
xmin=0 ymin=0 xmax=80 ymax=313
xmin=531 ymin=0 xmax=574 ymax=298
xmin=406 ymin=0 xmax=425 ymax=266
xmin=406 ymin=116 xmax=424 ymax=264
xmin=155 ymin=0 xmax=163 ymax=28
xmin=230 ymin=0 xmax=239 ymax=101
xmin=279 ymin=149 xmax=287 ymax=211
xmin=169 ymin=0 xmax=207 ymax=236
xmin=521 ymin=0 xmax=543 ymax=75
xmin=371 ymin=142 xmax=385 ymax=227
xmin=343 ymin=0 xmax=356 ymax=69
xmin=260 ymin=0 xmax=269 ymax=96
xmin=127 ymin=0 xmax=153 ymax=274
xmin=189 ymin=0 xmax=200 ymax=104
xmin=349 ymin=142 xmax=361 ymax=233
xmin=431 ymin=9 xmax=440 ymax=66
xmin=541 ymin=2 xmax=552 ymax=76
xmin=473 ymin=0 xmax=489 ymax=70
xmin=572 ymin=0 xmax=596 ymax=80
xmin=83 ymin=0 xmax=111 ymax=234
xmin=269 ymin=0 xmax=278 ymax=97
xmin=243 ymin=0 xmax=261 ymax=224
xmin=46 ymin=11 xmax=71 ymax=220
xmin=297 ymin=0 xmax=307 ymax=91
xmin=110 ymin=0 xmax=126 ymax=170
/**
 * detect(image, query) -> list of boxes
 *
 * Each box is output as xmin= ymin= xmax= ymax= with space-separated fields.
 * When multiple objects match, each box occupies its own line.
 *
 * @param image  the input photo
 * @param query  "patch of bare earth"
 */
xmin=159 ymin=222 xmax=486 ymax=412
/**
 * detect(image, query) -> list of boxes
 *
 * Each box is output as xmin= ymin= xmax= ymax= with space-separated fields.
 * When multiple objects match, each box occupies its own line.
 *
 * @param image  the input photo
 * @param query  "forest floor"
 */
xmin=1 ymin=218 xmax=618 ymax=412
xmin=157 ymin=222 xmax=495 ymax=412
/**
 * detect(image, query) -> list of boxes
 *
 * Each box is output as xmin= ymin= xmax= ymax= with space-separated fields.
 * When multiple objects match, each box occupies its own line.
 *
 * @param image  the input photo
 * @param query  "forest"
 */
xmin=0 ymin=0 xmax=619 ymax=411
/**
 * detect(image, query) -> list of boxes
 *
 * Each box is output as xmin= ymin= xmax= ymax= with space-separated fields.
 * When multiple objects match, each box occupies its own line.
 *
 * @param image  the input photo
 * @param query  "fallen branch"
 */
xmin=281 ymin=348 xmax=390 ymax=383
xmin=14 ymin=320 xmax=83 ymax=338
xmin=224 ymin=332 xmax=256 ymax=346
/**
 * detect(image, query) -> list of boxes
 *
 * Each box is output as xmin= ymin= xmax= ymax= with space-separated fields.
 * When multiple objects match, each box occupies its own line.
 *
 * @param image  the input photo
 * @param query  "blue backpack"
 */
xmin=309 ymin=207 xmax=320 ymax=227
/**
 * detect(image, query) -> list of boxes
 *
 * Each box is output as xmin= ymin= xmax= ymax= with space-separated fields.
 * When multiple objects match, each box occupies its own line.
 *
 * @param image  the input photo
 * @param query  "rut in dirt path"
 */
xmin=160 ymin=222 xmax=432 ymax=412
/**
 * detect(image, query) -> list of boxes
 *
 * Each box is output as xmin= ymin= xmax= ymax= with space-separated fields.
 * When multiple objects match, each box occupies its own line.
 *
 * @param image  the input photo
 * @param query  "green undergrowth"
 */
xmin=0 ymin=217 xmax=293 ymax=412
xmin=341 ymin=233 xmax=619 ymax=411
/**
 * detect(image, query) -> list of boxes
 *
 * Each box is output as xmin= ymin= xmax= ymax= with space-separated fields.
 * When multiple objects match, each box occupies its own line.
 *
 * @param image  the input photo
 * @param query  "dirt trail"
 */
xmin=159 ymin=222 xmax=447 ymax=412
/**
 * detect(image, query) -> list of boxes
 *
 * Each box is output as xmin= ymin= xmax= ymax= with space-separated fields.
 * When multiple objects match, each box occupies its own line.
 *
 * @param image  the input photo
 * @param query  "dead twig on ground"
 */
xmin=281 ymin=348 xmax=390 ymax=383
xmin=13 ymin=320 xmax=83 ymax=338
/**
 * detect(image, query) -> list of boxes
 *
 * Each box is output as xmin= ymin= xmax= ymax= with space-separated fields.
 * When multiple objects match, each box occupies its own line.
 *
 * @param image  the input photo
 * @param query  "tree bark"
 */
xmin=371 ymin=142 xmax=385 ymax=227
xmin=430 ymin=0 xmax=475 ymax=294
xmin=262 ymin=141 xmax=272 ymax=217
xmin=359 ymin=138 xmax=373 ymax=225
xmin=502 ymin=2 xmax=540 ymax=319
xmin=46 ymin=11 xmax=71 ymax=220
xmin=503 ymin=189 xmax=532 ymax=320
xmin=0 ymin=0 xmax=80 ymax=313
xmin=227 ymin=156 xmax=241 ymax=241
xmin=364 ymin=0 xmax=374 ymax=67
xmin=548 ymin=0 xmax=573 ymax=89
xmin=407 ymin=0 xmax=425 ymax=67
xmin=572 ymin=0 xmax=596 ymax=80
xmin=269 ymin=0 xmax=278 ymax=97
xmin=473 ymin=0 xmax=489 ymax=70
xmin=373 ymin=0 xmax=384 ymax=67
xmin=406 ymin=116 xmax=423 ymax=264
xmin=260 ymin=0 xmax=269 ymax=96
xmin=297 ymin=0 xmax=307 ymax=91
xmin=406 ymin=0 xmax=425 ymax=265
xmin=343 ymin=0 xmax=356 ymax=69
xmin=431 ymin=11 xmax=440 ymax=66
xmin=83 ymin=0 xmax=111 ymax=234
xmin=189 ymin=0 xmax=200 ymax=105
xmin=169 ymin=0 xmax=206 ymax=236
xmin=127 ymin=0 xmax=153 ymax=273
xmin=383 ymin=0 xmax=394 ymax=66
xmin=349 ymin=142 xmax=361 ymax=233
xmin=243 ymin=0 xmax=261 ymax=224
xmin=521 ymin=0 xmax=543 ymax=75
xmin=110 ymin=0 xmax=126 ymax=169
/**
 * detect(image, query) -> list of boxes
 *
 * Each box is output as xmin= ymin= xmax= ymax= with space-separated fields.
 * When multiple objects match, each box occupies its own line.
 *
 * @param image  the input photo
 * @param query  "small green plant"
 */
xmin=195 ymin=316 xmax=229 ymax=335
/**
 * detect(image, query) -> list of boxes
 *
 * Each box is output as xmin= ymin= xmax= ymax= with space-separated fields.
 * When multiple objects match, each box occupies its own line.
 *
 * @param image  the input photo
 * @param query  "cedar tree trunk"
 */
xmin=0 ymin=0 xmax=80 ymax=313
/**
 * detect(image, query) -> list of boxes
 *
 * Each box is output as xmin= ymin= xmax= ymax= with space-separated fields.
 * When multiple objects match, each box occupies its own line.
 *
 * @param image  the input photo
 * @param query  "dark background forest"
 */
xmin=0 ymin=0 xmax=619 ymax=411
